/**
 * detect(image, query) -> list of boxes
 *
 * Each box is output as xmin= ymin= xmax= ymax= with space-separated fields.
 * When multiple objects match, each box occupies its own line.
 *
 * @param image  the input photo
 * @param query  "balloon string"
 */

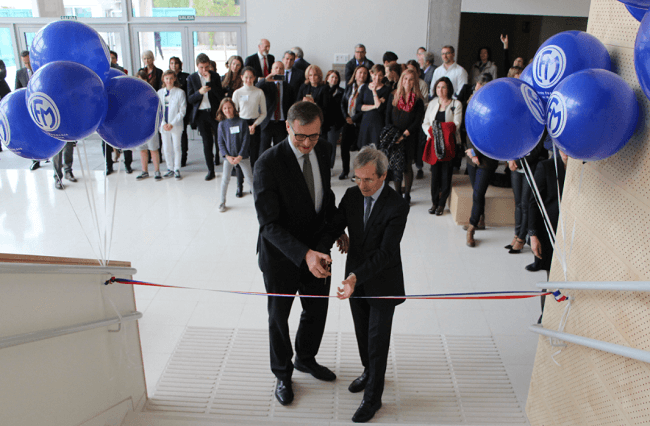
xmin=76 ymin=142 xmax=105 ymax=263
xmin=103 ymin=141 xmax=108 ymax=266
xmin=59 ymin=147 xmax=102 ymax=266
xmin=106 ymin=157 xmax=121 ymax=264
xmin=522 ymin=158 xmax=556 ymax=253
xmin=552 ymin=146 xmax=568 ymax=281
xmin=83 ymin=140 xmax=106 ymax=265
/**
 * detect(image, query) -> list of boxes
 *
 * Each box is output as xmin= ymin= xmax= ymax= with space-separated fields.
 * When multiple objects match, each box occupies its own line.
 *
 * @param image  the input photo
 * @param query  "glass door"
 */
xmin=0 ymin=26 xmax=18 ymax=91
xmin=191 ymin=28 xmax=240 ymax=75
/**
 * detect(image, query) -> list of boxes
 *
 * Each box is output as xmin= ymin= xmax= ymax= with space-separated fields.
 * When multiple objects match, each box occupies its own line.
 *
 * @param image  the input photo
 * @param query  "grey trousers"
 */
xmin=53 ymin=142 xmax=75 ymax=179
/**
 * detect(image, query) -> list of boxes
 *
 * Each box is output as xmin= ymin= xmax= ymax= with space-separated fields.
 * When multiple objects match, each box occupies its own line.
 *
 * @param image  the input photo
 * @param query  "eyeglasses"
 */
xmin=290 ymin=125 xmax=320 ymax=142
xmin=354 ymin=177 xmax=376 ymax=185
xmin=441 ymin=51 xmax=453 ymax=56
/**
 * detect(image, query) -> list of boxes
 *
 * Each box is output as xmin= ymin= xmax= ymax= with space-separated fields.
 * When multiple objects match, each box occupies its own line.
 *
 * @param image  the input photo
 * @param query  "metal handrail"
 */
xmin=537 ymin=281 xmax=650 ymax=292
xmin=0 ymin=311 xmax=142 ymax=350
xmin=0 ymin=263 xmax=137 ymax=276
xmin=529 ymin=325 xmax=650 ymax=364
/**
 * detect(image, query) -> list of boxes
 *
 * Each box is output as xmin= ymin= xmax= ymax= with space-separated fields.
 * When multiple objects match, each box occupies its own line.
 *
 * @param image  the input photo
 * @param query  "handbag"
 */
xmin=378 ymin=125 xmax=405 ymax=179
xmin=423 ymin=121 xmax=457 ymax=166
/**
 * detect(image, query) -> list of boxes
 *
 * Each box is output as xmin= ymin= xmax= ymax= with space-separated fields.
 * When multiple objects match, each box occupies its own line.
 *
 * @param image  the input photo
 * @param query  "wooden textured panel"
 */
xmin=526 ymin=1 xmax=650 ymax=425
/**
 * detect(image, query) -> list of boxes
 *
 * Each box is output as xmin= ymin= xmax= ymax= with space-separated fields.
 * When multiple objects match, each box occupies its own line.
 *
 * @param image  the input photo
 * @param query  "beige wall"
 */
xmin=526 ymin=1 xmax=650 ymax=424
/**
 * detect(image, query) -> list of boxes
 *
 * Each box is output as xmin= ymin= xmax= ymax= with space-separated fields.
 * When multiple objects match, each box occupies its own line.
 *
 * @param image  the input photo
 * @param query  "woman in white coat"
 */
xmin=422 ymin=76 xmax=463 ymax=215
xmin=158 ymin=70 xmax=187 ymax=180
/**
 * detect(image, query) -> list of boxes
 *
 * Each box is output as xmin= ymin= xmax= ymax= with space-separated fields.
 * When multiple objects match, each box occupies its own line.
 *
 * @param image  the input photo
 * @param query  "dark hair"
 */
xmin=325 ymin=70 xmax=341 ymax=86
xmin=347 ymin=65 xmax=370 ymax=86
xmin=287 ymin=101 xmax=323 ymax=127
xmin=222 ymin=55 xmax=244 ymax=90
xmin=110 ymin=50 xmax=118 ymax=59
xmin=209 ymin=60 xmax=217 ymax=72
xmin=20 ymin=50 xmax=29 ymax=57
xmin=433 ymin=76 xmax=454 ymax=99
xmin=477 ymin=73 xmax=493 ymax=85
xmin=136 ymin=68 xmax=148 ymax=80
xmin=477 ymin=46 xmax=491 ymax=62
xmin=507 ymin=66 xmax=523 ymax=78
xmin=169 ymin=56 xmax=182 ymax=70
xmin=418 ymin=46 xmax=426 ymax=52
xmin=196 ymin=53 xmax=210 ymax=66
xmin=388 ymin=63 xmax=401 ymax=79
xmin=216 ymin=97 xmax=239 ymax=121
xmin=241 ymin=66 xmax=256 ymax=78
xmin=283 ymin=50 xmax=296 ymax=59
xmin=406 ymin=60 xmax=420 ymax=72
xmin=382 ymin=51 xmax=398 ymax=63
xmin=442 ymin=45 xmax=455 ymax=55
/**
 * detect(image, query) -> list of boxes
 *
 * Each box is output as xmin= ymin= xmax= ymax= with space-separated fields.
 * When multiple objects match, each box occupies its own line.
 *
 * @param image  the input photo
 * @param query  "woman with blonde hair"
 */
xmin=385 ymin=69 xmax=425 ymax=203
xmin=297 ymin=64 xmax=330 ymax=132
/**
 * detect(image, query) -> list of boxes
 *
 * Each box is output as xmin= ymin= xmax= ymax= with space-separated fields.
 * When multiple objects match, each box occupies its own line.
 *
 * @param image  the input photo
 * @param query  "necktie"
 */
xmin=263 ymin=56 xmax=269 ymax=77
xmin=274 ymin=83 xmax=281 ymax=120
xmin=285 ymin=70 xmax=290 ymax=83
xmin=364 ymin=196 xmax=373 ymax=228
xmin=164 ymin=90 xmax=170 ymax=123
xmin=303 ymin=154 xmax=315 ymax=206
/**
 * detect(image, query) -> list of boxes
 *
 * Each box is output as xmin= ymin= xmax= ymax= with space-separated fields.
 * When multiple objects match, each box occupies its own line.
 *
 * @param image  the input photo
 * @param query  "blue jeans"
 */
xmin=469 ymin=166 xmax=495 ymax=226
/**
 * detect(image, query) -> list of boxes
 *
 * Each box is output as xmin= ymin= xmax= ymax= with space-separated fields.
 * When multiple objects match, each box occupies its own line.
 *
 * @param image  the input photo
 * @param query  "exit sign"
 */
xmin=178 ymin=15 xmax=195 ymax=21
xmin=60 ymin=15 xmax=78 ymax=20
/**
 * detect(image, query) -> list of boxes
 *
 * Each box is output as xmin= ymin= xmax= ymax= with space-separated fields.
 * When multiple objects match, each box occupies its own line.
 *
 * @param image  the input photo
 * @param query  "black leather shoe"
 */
xmin=125 ymin=165 xmax=133 ymax=174
xmin=30 ymin=161 xmax=40 ymax=171
xmin=181 ymin=159 xmax=187 ymax=167
xmin=205 ymin=171 xmax=216 ymax=181
xmin=105 ymin=168 xmax=114 ymax=176
xmin=275 ymin=380 xmax=293 ymax=406
xmin=348 ymin=369 xmax=369 ymax=393
xmin=339 ymin=172 xmax=348 ymax=180
xmin=352 ymin=400 xmax=382 ymax=423
xmin=294 ymin=359 xmax=336 ymax=381
xmin=416 ymin=169 xmax=424 ymax=179
xmin=428 ymin=205 xmax=436 ymax=215
xmin=435 ymin=206 xmax=444 ymax=216
xmin=525 ymin=262 xmax=543 ymax=272
xmin=236 ymin=186 xmax=243 ymax=198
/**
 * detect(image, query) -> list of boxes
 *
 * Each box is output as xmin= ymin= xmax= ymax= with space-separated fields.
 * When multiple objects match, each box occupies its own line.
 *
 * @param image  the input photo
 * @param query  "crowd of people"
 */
xmin=1 ymin=35 xmax=569 ymax=422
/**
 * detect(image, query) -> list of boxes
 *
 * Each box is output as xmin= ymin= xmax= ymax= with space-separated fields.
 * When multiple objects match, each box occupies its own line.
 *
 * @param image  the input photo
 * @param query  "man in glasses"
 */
xmin=253 ymin=101 xmax=338 ymax=406
xmin=323 ymin=145 xmax=409 ymax=423
xmin=429 ymin=45 xmax=468 ymax=99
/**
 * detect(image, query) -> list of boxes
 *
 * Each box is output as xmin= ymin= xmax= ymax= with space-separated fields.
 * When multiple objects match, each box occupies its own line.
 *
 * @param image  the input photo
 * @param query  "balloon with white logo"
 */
xmin=30 ymin=20 xmax=111 ymax=84
xmin=26 ymin=61 xmax=107 ymax=141
xmin=531 ymin=31 xmax=611 ymax=102
xmin=547 ymin=69 xmax=638 ymax=161
xmin=0 ymin=89 xmax=66 ymax=160
xmin=96 ymin=76 xmax=162 ymax=150
xmin=466 ymin=78 xmax=546 ymax=161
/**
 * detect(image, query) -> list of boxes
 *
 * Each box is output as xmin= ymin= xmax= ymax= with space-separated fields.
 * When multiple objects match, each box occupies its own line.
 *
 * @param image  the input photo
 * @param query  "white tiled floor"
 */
xmin=0 ymin=142 xmax=549 ymax=421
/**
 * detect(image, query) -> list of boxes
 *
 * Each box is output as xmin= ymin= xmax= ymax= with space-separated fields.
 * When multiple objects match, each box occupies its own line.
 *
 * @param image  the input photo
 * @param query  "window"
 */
xmin=132 ymin=0 xmax=241 ymax=18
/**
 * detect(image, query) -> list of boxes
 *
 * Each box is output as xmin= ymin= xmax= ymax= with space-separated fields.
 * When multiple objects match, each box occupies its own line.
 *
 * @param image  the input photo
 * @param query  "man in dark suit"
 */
xmin=345 ymin=44 xmax=374 ymax=87
xmin=291 ymin=46 xmax=310 ymax=72
xmin=281 ymin=51 xmax=304 ymax=102
xmin=169 ymin=56 xmax=191 ymax=167
xmin=325 ymin=145 xmax=409 ymax=423
xmin=253 ymin=101 xmax=338 ymax=406
xmin=187 ymin=53 xmax=224 ymax=180
xmin=244 ymin=38 xmax=274 ymax=80
xmin=256 ymin=61 xmax=294 ymax=156
xmin=422 ymin=51 xmax=436 ymax=89
xmin=16 ymin=51 xmax=40 ymax=170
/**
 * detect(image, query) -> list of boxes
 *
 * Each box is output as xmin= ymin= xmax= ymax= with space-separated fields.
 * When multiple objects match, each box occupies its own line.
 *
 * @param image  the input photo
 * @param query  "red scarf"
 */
xmin=397 ymin=92 xmax=416 ymax=112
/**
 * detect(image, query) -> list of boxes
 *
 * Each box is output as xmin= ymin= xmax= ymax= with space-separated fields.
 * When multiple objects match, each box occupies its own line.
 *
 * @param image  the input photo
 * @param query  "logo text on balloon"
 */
xmin=520 ymin=84 xmax=546 ymax=125
xmin=0 ymin=111 xmax=10 ymax=147
xmin=28 ymin=92 xmax=61 ymax=132
xmin=533 ymin=45 xmax=566 ymax=88
xmin=547 ymin=93 xmax=568 ymax=138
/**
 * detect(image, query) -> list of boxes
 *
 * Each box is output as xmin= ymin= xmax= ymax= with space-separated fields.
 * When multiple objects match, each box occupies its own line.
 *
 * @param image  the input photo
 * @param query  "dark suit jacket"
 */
xmin=15 ymin=67 xmax=30 ymax=90
xmin=423 ymin=65 xmax=435 ymax=88
xmin=254 ymin=138 xmax=336 ymax=277
xmin=293 ymin=58 xmax=310 ymax=72
xmin=285 ymin=67 xmax=305 ymax=100
xmin=245 ymin=53 xmax=275 ymax=79
xmin=255 ymin=79 xmax=294 ymax=129
xmin=528 ymin=156 xmax=566 ymax=270
xmin=138 ymin=66 xmax=163 ymax=91
xmin=0 ymin=60 xmax=10 ymax=99
xmin=325 ymin=184 xmax=409 ymax=307
xmin=345 ymin=58 xmax=374 ymax=87
xmin=186 ymin=70 xmax=224 ymax=126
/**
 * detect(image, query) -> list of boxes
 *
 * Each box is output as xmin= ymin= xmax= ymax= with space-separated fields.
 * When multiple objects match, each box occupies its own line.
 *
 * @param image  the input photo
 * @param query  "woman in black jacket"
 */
xmin=297 ymin=65 xmax=330 ymax=134
xmin=385 ymin=69 xmax=425 ymax=203
xmin=325 ymin=70 xmax=345 ymax=170
xmin=339 ymin=65 xmax=369 ymax=179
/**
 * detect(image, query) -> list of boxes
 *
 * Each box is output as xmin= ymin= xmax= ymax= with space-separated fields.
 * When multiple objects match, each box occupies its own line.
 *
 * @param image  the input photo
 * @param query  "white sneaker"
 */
xmin=218 ymin=203 xmax=226 ymax=212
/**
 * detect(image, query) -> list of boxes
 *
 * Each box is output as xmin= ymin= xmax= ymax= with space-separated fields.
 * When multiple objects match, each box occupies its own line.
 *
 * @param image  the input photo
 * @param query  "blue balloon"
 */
xmin=618 ymin=0 xmax=650 ymax=7
xmin=466 ymin=78 xmax=546 ymax=161
xmin=520 ymin=63 xmax=534 ymax=86
xmin=26 ymin=61 xmax=107 ymax=141
xmin=531 ymin=31 xmax=611 ymax=101
xmin=30 ymin=20 xmax=111 ymax=84
xmin=626 ymin=4 xmax=648 ymax=21
xmin=634 ymin=11 xmax=650 ymax=100
xmin=107 ymin=67 xmax=127 ymax=80
xmin=97 ymin=76 xmax=162 ymax=149
xmin=0 ymin=89 xmax=65 ymax=160
xmin=547 ymin=69 xmax=638 ymax=161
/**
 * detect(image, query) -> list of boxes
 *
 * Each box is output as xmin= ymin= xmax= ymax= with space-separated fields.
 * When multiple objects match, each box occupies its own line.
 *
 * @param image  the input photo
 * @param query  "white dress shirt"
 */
xmin=429 ymin=62 xmax=468 ymax=98
xmin=199 ymin=73 xmax=211 ymax=110
xmin=289 ymin=140 xmax=323 ymax=213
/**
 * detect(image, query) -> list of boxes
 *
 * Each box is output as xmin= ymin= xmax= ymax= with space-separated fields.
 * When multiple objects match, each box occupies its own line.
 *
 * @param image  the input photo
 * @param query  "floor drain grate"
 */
xmin=144 ymin=327 xmax=528 ymax=424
